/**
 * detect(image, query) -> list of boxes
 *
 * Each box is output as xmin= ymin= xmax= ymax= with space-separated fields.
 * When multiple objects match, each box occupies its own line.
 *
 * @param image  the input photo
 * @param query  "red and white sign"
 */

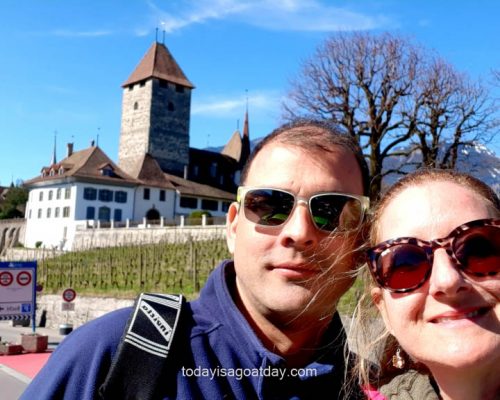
xmin=16 ymin=271 xmax=32 ymax=286
xmin=62 ymin=288 xmax=77 ymax=302
xmin=0 ymin=271 xmax=13 ymax=287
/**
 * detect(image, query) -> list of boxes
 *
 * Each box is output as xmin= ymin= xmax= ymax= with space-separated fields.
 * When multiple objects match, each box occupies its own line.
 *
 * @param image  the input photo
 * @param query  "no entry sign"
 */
xmin=62 ymin=288 xmax=77 ymax=302
xmin=17 ymin=271 xmax=32 ymax=286
xmin=0 ymin=271 xmax=13 ymax=286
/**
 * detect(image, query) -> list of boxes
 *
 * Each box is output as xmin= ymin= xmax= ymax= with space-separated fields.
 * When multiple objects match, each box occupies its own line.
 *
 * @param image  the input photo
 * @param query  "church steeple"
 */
xmin=50 ymin=131 xmax=57 ymax=165
xmin=122 ymin=42 xmax=194 ymax=89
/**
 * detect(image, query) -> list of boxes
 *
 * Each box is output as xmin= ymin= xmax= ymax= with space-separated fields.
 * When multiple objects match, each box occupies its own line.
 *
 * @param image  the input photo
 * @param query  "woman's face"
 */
xmin=372 ymin=181 xmax=500 ymax=372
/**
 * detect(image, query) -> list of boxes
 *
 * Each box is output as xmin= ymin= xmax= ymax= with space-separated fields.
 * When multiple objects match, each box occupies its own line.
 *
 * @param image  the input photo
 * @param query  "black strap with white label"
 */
xmin=99 ymin=293 xmax=185 ymax=400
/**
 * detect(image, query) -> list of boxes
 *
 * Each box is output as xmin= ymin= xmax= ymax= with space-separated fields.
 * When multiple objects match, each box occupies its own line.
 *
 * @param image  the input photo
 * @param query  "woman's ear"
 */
xmin=371 ymin=287 xmax=394 ymax=335
xmin=225 ymin=202 xmax=239 ymax=254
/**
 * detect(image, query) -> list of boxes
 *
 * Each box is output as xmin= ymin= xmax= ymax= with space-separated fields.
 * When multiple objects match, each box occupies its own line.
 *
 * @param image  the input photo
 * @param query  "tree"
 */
xmin=0 ymin=185 xmax=28 ymax=219
xmin=283 ymin=32 xmax=496 ymax=199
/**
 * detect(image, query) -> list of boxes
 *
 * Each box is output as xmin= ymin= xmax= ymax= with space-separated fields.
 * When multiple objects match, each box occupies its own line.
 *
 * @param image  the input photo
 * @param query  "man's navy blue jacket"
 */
xmin=21 ymin=261 xmax=359 ymax=399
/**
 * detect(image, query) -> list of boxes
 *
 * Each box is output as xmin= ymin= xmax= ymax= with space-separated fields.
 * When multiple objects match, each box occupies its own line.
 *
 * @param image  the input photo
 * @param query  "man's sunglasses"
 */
xmin=367 ymin=218 xmax=500 ymax=293
xmin=237 ymin=187 xmax=369 ymax=232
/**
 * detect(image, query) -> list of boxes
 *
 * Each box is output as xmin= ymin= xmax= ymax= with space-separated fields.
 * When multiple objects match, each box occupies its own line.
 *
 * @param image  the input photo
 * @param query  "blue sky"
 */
xmin=0 ymin=0 xmax=499 ymax=186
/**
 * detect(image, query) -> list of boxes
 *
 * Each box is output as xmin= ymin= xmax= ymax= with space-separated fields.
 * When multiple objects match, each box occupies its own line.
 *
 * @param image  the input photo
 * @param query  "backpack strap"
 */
xmin=99 ymin=293 xmax=185 ymax=400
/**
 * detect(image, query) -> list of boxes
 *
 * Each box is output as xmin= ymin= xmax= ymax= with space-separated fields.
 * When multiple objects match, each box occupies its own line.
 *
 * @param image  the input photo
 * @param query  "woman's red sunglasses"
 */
xmin=367 ymin=218 xmax=500 ymax=293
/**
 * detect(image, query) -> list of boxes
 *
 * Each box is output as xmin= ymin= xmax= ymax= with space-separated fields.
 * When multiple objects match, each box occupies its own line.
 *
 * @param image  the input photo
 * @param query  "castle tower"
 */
xmin=118 ymin=42 xmax=195 ymax=177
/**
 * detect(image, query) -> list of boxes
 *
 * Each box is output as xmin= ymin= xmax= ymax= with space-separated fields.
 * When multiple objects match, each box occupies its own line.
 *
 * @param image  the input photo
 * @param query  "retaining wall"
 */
xmin=36 ymin=294 xmax=134 ymax=330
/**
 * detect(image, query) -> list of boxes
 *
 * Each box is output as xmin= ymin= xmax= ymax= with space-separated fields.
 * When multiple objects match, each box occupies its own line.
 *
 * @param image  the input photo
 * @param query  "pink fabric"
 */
xmin=363 ymin=385 xmax=387 ymax=400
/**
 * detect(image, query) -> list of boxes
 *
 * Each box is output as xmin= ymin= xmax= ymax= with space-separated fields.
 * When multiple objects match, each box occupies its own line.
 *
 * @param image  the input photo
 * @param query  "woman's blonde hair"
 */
xmin=352 ymin=168 xmax=500 ymax=389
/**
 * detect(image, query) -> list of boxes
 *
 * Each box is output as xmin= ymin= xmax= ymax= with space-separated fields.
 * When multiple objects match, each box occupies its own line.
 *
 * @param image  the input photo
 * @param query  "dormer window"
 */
xmin=100 ymin=165 xmax=115 ymax=177
xmin=58 ymin=167 xmax=65 ymax=175
xmin=49 ymin=169 xmax=55 ymax=176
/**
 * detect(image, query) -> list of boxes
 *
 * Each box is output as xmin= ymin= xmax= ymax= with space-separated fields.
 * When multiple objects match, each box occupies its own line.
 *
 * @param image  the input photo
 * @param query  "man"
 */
xmin=21 ymin=120 xmax=370 ymax=399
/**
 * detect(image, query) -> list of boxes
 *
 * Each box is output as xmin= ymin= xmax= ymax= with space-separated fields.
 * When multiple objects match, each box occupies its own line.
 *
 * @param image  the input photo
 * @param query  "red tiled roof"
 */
xmin=122 ymin=42 xmax=194 ymax=88
xmin=24 ymin=146 xmax=140 ymax=187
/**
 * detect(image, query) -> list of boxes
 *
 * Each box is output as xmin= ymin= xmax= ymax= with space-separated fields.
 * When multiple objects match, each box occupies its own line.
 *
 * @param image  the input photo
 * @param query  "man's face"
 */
xmin=226 ymin=142 xmax=364 ymax=325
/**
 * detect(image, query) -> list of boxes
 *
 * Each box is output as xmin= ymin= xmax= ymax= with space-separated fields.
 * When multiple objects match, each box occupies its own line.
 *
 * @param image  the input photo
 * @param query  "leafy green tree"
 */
xmin=0 ymin=185 xmax=28 ymax=219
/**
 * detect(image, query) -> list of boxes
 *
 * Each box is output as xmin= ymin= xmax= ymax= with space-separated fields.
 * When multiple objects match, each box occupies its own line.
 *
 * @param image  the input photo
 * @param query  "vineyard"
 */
xmin=37 ymin=238 xmax=231 ymax=298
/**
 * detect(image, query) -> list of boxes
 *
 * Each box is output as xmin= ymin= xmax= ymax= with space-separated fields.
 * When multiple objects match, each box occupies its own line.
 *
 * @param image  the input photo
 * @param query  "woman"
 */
xmin=358 ymin=169 xmax=499 ymax=400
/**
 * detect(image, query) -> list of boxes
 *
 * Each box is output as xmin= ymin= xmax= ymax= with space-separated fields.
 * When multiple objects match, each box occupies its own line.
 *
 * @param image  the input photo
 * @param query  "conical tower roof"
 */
xmin=122 ymin=42 xmax=194 ymax=88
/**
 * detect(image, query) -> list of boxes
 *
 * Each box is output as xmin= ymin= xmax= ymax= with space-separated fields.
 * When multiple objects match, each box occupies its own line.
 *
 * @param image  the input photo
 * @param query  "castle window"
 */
xmin=55 ymin=207 xmax=60 ymax=218
xmin=86 ymin=206 xmax=95 ymax=220
xmin=98 ymin=206 xmax=110 ymax=221
xmin=210 ymin=162 xmax=217 ymax=178
xmin=98 ymin=189 xmax=113 ymax=202
xmin=48 ymin=190 xmax=53 ymax=201
xmin=63 ymin=206 xmax=70 ymax=218
xmin=56 ymin=188 xmax=62 ymax=200
xmin=114 ymin=209 xmax=122 ymax=222
xmin=167 ymin=102 xmax=175 ymax=111
xmin=180 ymin=196 xmax=197 ymax=209
xmin=83 ymin=187 xmax=97 ymax=201
xmin=115 ymin=191 xmax=128 ymax=203
xmin=175 ymin=85 xmax=184 ymax=93
xmin=139 ymin=80 xmax=146 ymax=87
xmin=159 ymin=190 xmax=166 ymax=202
xmin=128 ymin=85 xmax=134 ymax=91
xmin=133 ymin=102 xmax=139 ymax=110
xmin=143 ymin=188 xmax=150 ymax=200
xmin=64 ymin=188 xmax=71 ymax=199
xmin=46 ymin=208 xmax=51 ymax=218
xmin=39 ymin=191 xmax=44 ymax=201
xmin=37 ymin=209 xmax=42 ymax=218
xmin=201 ymin=199 xmax=218 ymax=211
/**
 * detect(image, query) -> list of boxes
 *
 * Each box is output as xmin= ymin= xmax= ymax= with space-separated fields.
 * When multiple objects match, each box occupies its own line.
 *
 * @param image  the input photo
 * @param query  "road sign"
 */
xmin=16 ymin=271 xmax=32 ymax=286
xmin=62 ymin=288 xmax=77 ymax=302
xmin=0 ymin=271 xmax=13 ymax=286
xmin=0 ymin=261 xmax=37 ymax=329
xmin=61 ymin=302 xmax=75 ymax=311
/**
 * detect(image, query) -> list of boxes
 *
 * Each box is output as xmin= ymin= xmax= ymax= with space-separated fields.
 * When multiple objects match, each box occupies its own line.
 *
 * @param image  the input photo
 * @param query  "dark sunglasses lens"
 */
xmin=243 ymin=189 xmax=294 ymax=226
xmin=310 ymin=195 xmax=363 ymax=231
xmin=377 ymin=245 xmax=430 ymax=291
xmin=454 ymin=226 xmax=500 ymax=277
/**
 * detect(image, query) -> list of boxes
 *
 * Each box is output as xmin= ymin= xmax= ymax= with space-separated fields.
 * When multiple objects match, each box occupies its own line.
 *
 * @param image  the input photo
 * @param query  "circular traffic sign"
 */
xmin=16 ymin=271 xmax=32 ymax=286
xmin=62 ymin=288 xmax=77 ymax=302
xmin=0 ymin=271 xmax=13 ymax=286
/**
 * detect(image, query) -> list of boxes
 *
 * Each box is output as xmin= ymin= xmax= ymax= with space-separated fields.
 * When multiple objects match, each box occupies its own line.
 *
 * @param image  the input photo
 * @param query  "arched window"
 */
xmin=146 ymin=208 xmax=160 ymax=222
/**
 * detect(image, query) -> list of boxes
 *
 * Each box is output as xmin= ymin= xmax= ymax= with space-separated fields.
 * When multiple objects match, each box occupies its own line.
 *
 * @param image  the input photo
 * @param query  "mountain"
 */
xmin=206 ymin=139 xmax=499 ymax=195
xmin=383 ymin=142 xmax=499 ymax=195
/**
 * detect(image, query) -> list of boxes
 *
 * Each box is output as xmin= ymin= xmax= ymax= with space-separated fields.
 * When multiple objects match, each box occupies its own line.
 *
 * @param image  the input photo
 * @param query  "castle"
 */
xmin=22 ymin=41 xmax=251 ymax=251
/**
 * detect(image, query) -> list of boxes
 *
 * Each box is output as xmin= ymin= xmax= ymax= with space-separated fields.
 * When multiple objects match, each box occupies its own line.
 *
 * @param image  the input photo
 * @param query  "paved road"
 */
xmin=0 ymin=321 xmax=66 ymax=399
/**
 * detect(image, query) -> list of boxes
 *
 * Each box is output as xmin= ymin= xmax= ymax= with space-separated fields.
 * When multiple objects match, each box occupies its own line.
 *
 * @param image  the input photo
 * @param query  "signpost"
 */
xmin=0 ymin=261 xmax=37 ymax=332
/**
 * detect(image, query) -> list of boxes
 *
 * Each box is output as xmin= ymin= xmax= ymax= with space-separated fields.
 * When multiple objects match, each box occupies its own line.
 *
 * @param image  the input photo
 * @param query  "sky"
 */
xmin=0 ymin=0 xmax=499 ymax=186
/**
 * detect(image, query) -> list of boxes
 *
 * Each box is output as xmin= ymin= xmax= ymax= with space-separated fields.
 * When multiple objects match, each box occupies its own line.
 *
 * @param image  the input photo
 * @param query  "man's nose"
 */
xmin=279 ymin=202 xmax=319 ymax=249
xmin=428 ymin=249 xmax=471 ymax=297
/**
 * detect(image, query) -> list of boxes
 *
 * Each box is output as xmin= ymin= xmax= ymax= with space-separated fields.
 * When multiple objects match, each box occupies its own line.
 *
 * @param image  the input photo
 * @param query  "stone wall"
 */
xmin=36 ymin=294 xmax=134 ymax=330
xmin=0 ymin=218 xmax=25 ymax=254
xmin=72 ymin=224 xmax=226 ymax=250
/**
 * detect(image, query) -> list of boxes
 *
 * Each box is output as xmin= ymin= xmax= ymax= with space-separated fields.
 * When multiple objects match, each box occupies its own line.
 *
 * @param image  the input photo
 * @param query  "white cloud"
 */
xmin=50 ymin=29 xmax=113 ymax=37
xmin=192 ymin=90 xmax=282 ymax=117
xmin=152 ymin=0 xmax=391 ymax=33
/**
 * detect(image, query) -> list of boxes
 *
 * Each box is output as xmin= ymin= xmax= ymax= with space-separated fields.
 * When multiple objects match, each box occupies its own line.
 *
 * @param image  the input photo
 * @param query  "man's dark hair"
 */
xmin=240 ymin=119 xmax=370 ymax=196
